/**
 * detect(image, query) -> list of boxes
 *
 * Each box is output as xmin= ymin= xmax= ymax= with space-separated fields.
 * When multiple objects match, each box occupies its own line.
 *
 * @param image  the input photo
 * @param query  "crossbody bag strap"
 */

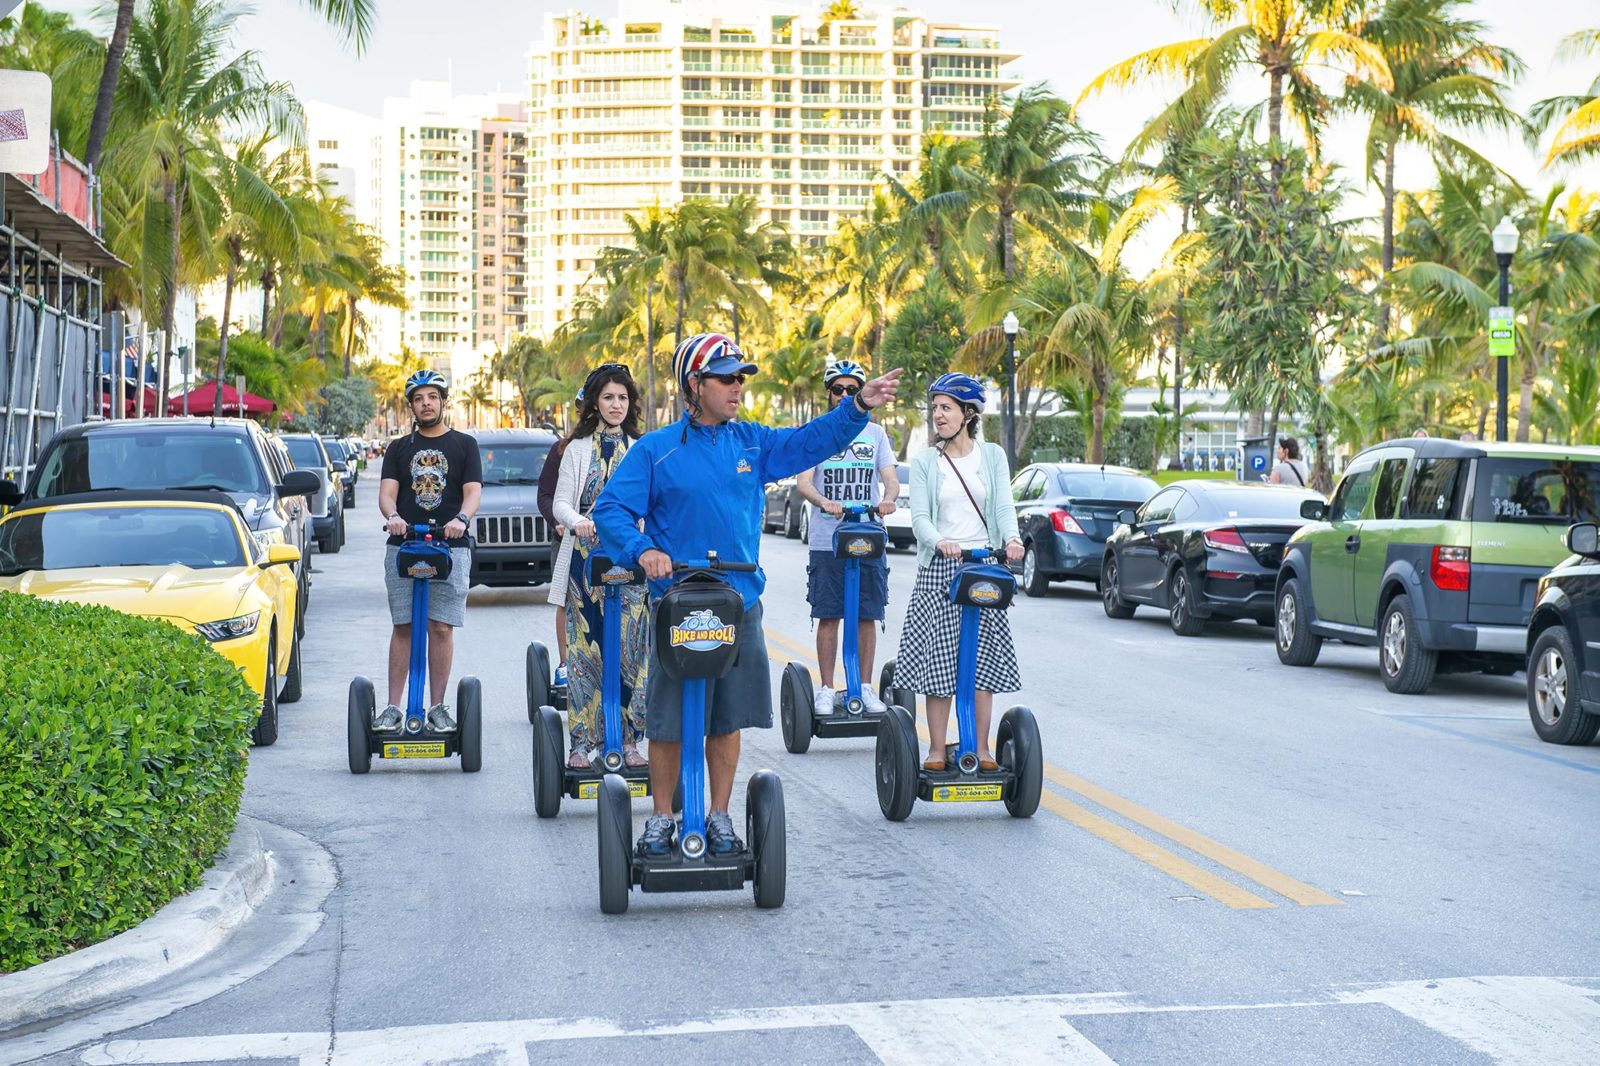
xmin=940 ymin=448 xmax=989 ymax=533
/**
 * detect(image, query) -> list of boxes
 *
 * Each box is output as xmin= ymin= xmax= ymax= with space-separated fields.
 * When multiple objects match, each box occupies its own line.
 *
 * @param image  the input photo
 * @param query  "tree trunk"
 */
xmin=1000 ymin=199 xmax=1017 ymax=279
xmin=1476 ymin=403 xmax=1489 ymax=440
xmin=1378 ymin=139 xmax=1397 ymax=341
xmin=1311 ymin=423 xmax=1333 ymax=494
xmin=644 ymin=281 xmax=657 ymax=432
xmin=1267 ymin=66 xmax=1285 ymax=149
xmin=162 ymin=173 xmax=182 ymax=414
xmin=1172 ymin=203 xmax=1188 ymax=469
xmin=1090 ymin=391 xmax=1105 ymax=464
xmin=84 ymin=0 xmax=135 ymax=170
xmin=1517 ymin=350 xmax=1536 ymax=443
xmin=343 ymin=308 xmax=357 ymax=378
xmin=730 ymin=301 xmax=740 ymax=347
xmin=1264 ymin=397 xmax=1282 ymax=483
xmin=214 ymin=259 xmax=237 ymax=418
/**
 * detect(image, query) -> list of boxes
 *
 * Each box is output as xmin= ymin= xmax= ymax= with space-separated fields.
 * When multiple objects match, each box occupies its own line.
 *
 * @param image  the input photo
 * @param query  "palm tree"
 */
xmin=715 ymin=195 xmax=796 ymax=344
xmin=822 ymin=196 xmax=901 ymax=356
xmin=1533 ymin=28 xmax=1600 ymax=167
xmin=1078 ymin=0 xmax=1392 ymax=158
xmin=85 ymin=0 xmax=374 ymax=170
xmin=883 ymin=134 xmax=980 ymax=294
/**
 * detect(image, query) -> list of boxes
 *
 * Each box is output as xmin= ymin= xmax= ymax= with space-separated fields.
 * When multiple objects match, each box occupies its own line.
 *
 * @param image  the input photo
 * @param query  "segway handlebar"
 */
xmin=959 ymin=547 xmax=995 ymax=562
xmin=838 ymin=503 xmax=881 ymax=523
xmin=668 ymin=553 xmax=757 ymax=574
xmin=384 ymin=521 xmax=445 ymax=539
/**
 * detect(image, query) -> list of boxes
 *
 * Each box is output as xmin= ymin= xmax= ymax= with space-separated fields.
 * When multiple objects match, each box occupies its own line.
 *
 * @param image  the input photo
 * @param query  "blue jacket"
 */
xmin=593 ymin=400 xmax=871 ymax=606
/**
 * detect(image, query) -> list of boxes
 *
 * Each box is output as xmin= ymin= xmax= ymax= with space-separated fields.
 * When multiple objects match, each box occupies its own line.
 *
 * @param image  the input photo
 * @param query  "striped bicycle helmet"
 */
xmin=672 ymin=333 xmax=757 ymax=391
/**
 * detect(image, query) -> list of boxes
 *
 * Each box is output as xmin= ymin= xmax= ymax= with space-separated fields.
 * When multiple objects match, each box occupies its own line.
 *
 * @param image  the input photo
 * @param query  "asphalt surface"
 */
xmin=18 ymin=481 xmax=1600 ymax=1064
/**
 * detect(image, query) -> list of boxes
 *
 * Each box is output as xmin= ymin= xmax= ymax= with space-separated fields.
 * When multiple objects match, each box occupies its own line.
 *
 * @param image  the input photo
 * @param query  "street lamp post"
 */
xmin=1002 ymin=311 xmax=1019 ymax=469
xmin=1491 ymin=215 xmax=1518 ymax=443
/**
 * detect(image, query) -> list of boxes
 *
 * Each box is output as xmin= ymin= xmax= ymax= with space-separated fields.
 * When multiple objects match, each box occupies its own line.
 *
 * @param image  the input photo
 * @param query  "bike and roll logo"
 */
xmin=669 ymin=608 xmax=737 ymax=651
xmin=968 ymin=581 xmax=1002 ymax=605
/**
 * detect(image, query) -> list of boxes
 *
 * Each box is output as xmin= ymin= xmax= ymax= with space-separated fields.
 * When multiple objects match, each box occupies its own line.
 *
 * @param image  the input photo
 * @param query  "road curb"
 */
xmin=0 ymin=815 xmax=274 ymax=1037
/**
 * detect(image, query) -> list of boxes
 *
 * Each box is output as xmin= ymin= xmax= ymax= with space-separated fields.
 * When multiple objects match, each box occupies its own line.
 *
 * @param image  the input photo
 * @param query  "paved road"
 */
xmin=18 ymin=482 xmax=1600 ymax=1064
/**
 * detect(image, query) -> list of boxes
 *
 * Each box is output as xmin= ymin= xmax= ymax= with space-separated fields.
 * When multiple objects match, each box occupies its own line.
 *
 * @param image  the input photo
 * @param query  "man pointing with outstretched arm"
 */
xmin=592 ymin=333 xmax=902 ymax=860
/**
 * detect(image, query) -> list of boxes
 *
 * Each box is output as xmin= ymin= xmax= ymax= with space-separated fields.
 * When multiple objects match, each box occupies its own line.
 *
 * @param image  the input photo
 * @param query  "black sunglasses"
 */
xmin=829 ymin=383 xmax=860 ymax=397
xmin=704 ymin=372 xmax=747 ymax=386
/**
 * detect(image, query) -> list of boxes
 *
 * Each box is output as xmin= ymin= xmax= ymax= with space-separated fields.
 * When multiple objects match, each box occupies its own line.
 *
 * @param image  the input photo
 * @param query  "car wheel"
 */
xmin=324 ymin=513 xmax=343 ymax=554
xmin=783 ymin=504 xmax=800 ymax=539
xmin=799 ymin=506 xmax=809 ymax=542
xmin=1379 ymin=594 xmax=1436 ymax=694
xmin=1167 ymin=567 xmax=1207 ymax=636
xmin=338 ymin=510 xmax=346 ymax=547
xmin=1275 ymin=578 xmax=1322 ymax=666
xmin=279 ymin=630 xmax=303 ymax=703
xmin=1100 ymin=555 xmax=1136 ymax=619
xmin=250 ymin=636 xmax=279 ymax=747
xmin=1527 ymin=627 xmax=1600 ymax=745
xmin=1021 ymin=544 xmax=1050 ymax=597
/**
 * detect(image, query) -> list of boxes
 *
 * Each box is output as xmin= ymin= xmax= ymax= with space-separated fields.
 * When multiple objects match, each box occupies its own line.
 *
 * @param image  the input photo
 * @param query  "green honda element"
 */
xmin=1273 ymin=439 xmax=1600 ymax=694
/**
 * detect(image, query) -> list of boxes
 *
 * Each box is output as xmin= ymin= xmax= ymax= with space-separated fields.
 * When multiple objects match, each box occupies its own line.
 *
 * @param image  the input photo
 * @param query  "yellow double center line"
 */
xmin=761 ymin=627 xmax=1341 ymax=911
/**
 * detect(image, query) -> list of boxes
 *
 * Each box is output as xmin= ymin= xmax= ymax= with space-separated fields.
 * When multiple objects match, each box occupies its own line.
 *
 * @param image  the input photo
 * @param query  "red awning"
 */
xmin=99 ymin=387 xmax=162 ymax=417
xmin=167 ymin=382 xmax=276 ymax=415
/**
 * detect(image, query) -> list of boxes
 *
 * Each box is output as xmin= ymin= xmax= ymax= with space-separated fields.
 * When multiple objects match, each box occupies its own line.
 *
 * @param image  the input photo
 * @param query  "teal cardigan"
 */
xmin=908 ymin=442 xmax=1021 ymax=567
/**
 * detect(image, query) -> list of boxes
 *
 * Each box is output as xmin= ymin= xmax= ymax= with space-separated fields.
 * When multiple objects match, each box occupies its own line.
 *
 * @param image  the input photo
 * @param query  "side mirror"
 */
xmin=1300 ymin=499 xmax=1327 ymax=521
xmin=1565 ymin=522 xmax=1600 ymax=557
xmin=330 ymin=460 xmax=348 ymax=474
xmin=0 ymin=479 xmax=20 ymax=507
xmin=277 ymin=470 xmax=321 ymax=499
xmin=264 ymin=544 xmax=302 ymax=567
xmin=1117 ymin=508 xmax=1138 ymax=526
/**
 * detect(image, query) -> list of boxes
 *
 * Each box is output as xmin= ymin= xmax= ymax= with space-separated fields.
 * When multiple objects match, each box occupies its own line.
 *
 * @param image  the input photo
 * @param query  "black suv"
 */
xmin=1525 ymin=522 xmax=1600 ymax=746
xmin=0 ymin=418 xmax=321 ymax=635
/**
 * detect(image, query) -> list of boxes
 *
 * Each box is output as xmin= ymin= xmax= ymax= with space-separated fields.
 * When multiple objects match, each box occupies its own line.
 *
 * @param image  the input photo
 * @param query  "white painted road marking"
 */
xmin=80 ymin=977 xmax=1600 ymax=1065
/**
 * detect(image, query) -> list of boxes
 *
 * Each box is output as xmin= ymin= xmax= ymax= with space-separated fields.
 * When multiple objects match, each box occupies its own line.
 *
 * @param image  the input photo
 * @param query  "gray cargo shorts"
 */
xmin=644 ymin=601 xmax=771 ymax=741
xmin=385 ymin=544 xmax=471 ymax=627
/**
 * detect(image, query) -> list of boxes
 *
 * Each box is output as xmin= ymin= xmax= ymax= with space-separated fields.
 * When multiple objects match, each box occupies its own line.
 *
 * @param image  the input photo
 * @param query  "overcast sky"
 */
xmin=39 ymin=0 xmax=1597 ymax=204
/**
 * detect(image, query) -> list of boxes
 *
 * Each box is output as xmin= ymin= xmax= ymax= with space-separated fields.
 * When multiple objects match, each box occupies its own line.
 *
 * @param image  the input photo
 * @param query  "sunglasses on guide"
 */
xmin=703 ymin=372 xmax=747 ymax=386
xmin=829 ymin=383 xmax=860 ymax=397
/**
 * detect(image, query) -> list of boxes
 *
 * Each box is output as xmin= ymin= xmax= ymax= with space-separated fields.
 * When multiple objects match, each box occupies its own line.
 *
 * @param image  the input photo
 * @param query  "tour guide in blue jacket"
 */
xmin=593 ymin=332 xmax=903 ymax=860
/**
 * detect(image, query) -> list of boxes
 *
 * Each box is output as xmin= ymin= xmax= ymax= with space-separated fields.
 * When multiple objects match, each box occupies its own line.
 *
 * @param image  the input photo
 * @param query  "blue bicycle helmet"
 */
xmin=825 ymin=359 xmax=867 ymax=386
xmin=928 ymin=372 xmax=985 ymax=410
xmin=405 ymin=368 xmax=449 ymax=401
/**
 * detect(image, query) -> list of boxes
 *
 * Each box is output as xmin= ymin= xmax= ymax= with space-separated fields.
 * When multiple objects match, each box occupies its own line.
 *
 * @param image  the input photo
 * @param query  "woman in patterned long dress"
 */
xmin=893 ymin=373 xmax=1024 ymax=772
xmin=550 ymin=365 xmax=649 ymax=769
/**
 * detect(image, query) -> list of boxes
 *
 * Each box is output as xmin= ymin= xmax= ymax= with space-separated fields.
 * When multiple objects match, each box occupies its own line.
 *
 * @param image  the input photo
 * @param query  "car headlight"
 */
xmin=252 ymin=528 xmax=284 ymax=549
xmin=196 ymin=612 xmax=261 ymax=642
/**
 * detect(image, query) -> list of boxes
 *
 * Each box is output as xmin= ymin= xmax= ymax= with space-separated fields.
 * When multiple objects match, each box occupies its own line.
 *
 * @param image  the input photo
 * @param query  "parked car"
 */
xmin=762 ymin=476 xmax=807 ymax=539
xmin=0 ymin=491 xmax=303 ymax=744
xmin=1012 ymin=463 xmax=1159 ymax=595
xmin=1275 ymin=439 xmax=1600 ymax=694
xmin=469 ymin=428 xmax=558 ymax=587
xmin=282 ymin=433 xmax=345 ymax=554
xmin=1525 ymin=522 xmax=1600 ymax=746
xmin=882 ymin=462 xmax=913 ymax=551
xmin=1102 ymin=479 xmax=1324 ymax=635
xmin=0 ymin=417 xmax=319 ymax=637
xmin=321 ymin=435 xmax=358 ymax=508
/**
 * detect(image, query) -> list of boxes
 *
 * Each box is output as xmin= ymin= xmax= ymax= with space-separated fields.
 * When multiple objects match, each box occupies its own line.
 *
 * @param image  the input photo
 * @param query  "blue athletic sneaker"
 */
xmin=553 ymin=661 xmax=569 ymax=687
xmin=635 ymin=813 xmax=676 ymax=858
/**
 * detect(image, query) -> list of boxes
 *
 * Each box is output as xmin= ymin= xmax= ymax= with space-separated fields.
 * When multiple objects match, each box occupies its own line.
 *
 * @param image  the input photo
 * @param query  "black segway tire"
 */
xmin=526 ymin=642 xmax=551 ymax=724
xmin=879 ymin=658 xmax=916 ymax=717
xmin=347 ymin=676 xmax=374 ymax=775
xmin=875 ymin=704 xmax=918 ymax=821
xmin=532 ymin=705 xmax=564 ymax=817
xmin=747 ymin=770 xmax=786 ymax=909
xmin=458 ymin=676 xmax=483 ymax=773
xmin=998 ymin=706 xmax=1043 ymax=819
xmin=780 ymin=662 xmax=814 ymax=754
xmin=597 ymin=773 xmax=633 ymax=914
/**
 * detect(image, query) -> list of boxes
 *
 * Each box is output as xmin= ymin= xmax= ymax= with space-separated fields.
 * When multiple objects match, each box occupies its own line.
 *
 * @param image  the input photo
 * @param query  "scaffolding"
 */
xmin=0 ymin=134 xmax=121 ymax=484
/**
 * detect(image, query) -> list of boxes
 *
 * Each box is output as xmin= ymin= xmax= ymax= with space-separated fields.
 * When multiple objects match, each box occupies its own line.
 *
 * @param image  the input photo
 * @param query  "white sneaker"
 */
xmin=861 ymin=688 xmax=887 ymax=715
xmin=813 ymin=685 xmax=835 ymax=716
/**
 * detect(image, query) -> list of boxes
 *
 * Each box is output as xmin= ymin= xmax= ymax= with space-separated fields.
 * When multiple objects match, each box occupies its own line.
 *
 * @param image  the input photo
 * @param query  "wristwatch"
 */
xmin=454 ymin=512 xmax=471 ymax=527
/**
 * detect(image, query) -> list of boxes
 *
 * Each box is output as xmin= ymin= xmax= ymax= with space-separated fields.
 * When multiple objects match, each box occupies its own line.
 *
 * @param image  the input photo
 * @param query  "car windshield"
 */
xmin=0 ymin=506 xmax=248 ymax=574
xmin=479 ymin=442 xmax=551 ymax=485
xmin=320 ymin=438 xmax=346 ymax=461
xmin=285 ymin=438 xmax=326 ymax=469
xmin=1474 ymin=457 xmax=1600 ymax=525
xmin=32 ymin=429 xmax=267 ymax=496
xmin=1196 ymin=488 xmax=1318 ymax=519
xmin=1056 ymin=471 xmax=1158 ymax=500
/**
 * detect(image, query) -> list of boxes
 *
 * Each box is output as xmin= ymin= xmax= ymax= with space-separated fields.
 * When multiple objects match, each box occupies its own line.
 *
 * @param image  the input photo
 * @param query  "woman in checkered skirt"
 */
xmin=893 ymin=373 xmax=1025 ymax=772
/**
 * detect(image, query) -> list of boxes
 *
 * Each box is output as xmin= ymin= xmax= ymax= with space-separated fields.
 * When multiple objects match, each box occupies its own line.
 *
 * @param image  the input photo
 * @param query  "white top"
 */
xmin=935 ymin=447 xmax=989 ymax=548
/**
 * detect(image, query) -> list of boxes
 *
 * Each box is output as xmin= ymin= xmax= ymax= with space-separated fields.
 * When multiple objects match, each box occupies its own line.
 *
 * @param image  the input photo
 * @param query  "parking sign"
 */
xmin=1489 ymin=306 xmax=1514 ymax=359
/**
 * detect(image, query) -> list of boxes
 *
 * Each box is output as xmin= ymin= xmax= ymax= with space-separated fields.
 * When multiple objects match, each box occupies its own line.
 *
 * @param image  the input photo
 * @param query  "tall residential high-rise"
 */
xmin=304 ymin=100 xmax=383 ymax=230
xmin=524 ymin=0 xmax=1021 ymax=336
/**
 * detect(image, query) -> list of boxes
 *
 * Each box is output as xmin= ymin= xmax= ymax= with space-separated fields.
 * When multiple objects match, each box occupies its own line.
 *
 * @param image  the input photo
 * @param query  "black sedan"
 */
xmin=1101 ymin=479 xmax=1324 ymax=636
xmin=1011 ymin=463 xmax=1159 ymax=595
xmin=762 ymin=476 xmax=808 ymax=540
xmin=1524 ymin=522 xmax=1600 ymax=746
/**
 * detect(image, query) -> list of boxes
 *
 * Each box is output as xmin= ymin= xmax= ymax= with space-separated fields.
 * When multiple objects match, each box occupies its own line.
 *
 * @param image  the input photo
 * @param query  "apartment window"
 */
xmin=316 ymin=138 xmax=339 ymax=150
xmin=684 ymin=77 xmax=712 ymax=93
xmin=482 ymin=256 xmax=496 ymax=267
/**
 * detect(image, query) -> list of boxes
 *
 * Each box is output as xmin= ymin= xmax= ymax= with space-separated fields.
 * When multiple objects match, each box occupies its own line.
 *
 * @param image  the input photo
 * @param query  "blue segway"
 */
xmin=531 ymin=554 xmax=652 ymax=817
xmin=348 ymin=522 xmax=482 ymax=774
xmin=874 ymin=547 xmax=1040 ymax=819
xmin=596 ymin=553 xmax=784 ymax=913
xmin=782 ymin=504 xmax=914 ymax=753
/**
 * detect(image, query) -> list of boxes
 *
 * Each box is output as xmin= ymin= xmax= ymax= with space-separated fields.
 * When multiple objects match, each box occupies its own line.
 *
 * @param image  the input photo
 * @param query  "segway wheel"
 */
xmin=526 ymin=642 xmax=551 ymax=724
xmin=879 ymin=659 xmax=916 ymax=718
xmin=532 ymin=705 xmax=564 ymax=817
xmin=875 ymin=704 xmax=918 ymax=821
xmin=458 ymin=676 xmax=483 ymax=773
xmin=597 ymin=773 xmax=633 ymax=914
xmin=998 ymin=706 xmax=1043 ymax=819
xmin=780 ymin=662 xmax=814 ymax=754
xmin=747 ymin=770 xmax=786 ymax=909
xmin=347 ymin=676 xmax=374 ymax=775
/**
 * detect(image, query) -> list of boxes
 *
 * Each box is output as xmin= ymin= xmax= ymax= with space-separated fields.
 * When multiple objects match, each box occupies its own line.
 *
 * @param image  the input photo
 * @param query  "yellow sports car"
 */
xmin=0 ymin=490 xmax=302 ymax=745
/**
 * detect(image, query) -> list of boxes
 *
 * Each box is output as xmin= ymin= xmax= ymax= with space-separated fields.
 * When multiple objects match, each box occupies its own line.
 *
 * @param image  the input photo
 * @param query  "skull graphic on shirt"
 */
xmin=410 ymin=449 xmax=447 ymax=511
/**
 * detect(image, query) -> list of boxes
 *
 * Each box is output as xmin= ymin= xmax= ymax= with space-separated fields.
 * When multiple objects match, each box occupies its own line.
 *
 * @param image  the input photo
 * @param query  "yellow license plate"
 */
xmin=383 ymin=741 xmax=447 ymax=759
xmin=930 ymin=783 xmax=1004 ymax=802
xmin=577 ymin=780 xmax=650 ymax=799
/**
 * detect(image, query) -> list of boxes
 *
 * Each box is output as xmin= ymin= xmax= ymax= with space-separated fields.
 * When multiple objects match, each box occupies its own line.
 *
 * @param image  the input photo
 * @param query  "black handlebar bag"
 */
xmin=948 ymin=562 xmax=1016 ymax=610
xmin=395 ymin=539 xmax=454 ymax=582
xmin=653 ymin=573 xmax=745 ymax=681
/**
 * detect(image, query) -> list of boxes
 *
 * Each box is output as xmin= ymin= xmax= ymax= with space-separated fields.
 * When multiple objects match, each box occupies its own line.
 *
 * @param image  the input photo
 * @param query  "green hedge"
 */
xmin=0 ymin=593 xmax=258 ymax=971
xmin=983 ymin=414 xmax=1164 ymax=471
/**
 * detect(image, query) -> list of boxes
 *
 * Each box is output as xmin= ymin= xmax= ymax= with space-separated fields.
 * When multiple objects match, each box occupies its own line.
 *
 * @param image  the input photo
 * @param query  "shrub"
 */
xmin=0 ymin=592 xmax=258 ymax=971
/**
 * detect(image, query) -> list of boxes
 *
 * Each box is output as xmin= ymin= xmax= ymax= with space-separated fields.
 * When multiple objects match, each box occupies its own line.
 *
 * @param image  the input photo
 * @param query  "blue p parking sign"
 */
xmin=1251 ymin=454 xmax=1267 ymax=472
